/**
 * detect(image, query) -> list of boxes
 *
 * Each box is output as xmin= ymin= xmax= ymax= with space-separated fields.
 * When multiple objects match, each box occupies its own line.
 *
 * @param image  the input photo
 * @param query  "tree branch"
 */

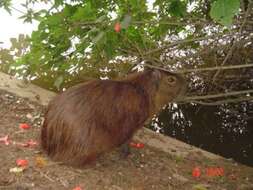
xmin=184 ymin=89 xmax=253 ymax=101
xmin=185 ymin=96 xmax=253 ymax=105
xmin=177 ymin=63 xmax=253 ymax=74
xmin=140 ymin=63 xmax=253 ymax=75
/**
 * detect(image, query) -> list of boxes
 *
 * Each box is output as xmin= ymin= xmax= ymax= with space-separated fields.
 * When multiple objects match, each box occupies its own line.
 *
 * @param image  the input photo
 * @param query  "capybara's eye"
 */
xmin=167 ymin=76 xmax=177 ymax=85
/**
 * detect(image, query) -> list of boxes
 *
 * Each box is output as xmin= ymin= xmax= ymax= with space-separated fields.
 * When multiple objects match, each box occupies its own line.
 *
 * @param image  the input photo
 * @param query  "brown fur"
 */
xmin=41 ymin=69 xmax=186 ymax=167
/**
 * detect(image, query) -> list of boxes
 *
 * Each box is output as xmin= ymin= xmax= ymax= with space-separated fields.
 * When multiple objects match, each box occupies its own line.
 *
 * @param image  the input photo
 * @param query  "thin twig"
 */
xmin=187 ymin=96 xmax=253 ymax=105
xmin=33 ymin=168 xmax=55 ymax=182
xmin=184 ymin=89 xmax=253 ymax=101
xmin=177 ymin=63 xmax=253 ymax=74
xmin=132 ymin=20 xmax=184 ymax=26
xmin=11 ymin=6 xmax=26 ymax=14
xmin=139 ymin=63 xmax=253 ymax=74
xmin=72 ymin=19 xmax=253 ymax=28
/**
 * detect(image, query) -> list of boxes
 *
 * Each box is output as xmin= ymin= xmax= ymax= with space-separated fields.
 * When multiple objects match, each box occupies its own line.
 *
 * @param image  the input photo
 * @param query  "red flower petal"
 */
xmin=192 ymin=167 xmax=201 ymax=178
xmin=19 ymin=123 xmax=30 ymax=130
xmin=72 ymin=186 xmax=82 ymax=190
xmin=135 ymin=143 xmax=145 ymax=148
xmin=16 ymin=159 xmax=29 ymax=167
xmin=129 ymin=142 xmax=145 ymax=149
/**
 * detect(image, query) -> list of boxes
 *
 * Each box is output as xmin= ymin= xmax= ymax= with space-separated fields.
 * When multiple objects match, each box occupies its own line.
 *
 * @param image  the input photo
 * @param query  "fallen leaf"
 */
xmin=14 ymin=139 xmax=38 ymax=148
xmin=0 ymin=135 xmax=11 ymax=145
xmin=26 ymin=139 xmax=38 ymax=147
xmin=192 ymin=184 xmax=207 ymax=190
xmin=35 ymin=156 xmax=47 ymax=168
xmin=13 ymin=142 xmax=27 ymax=147
xmin=9 ymin=167 xmax=24 ymax=173
xmin=228 ymin=174 xmax=237 ymax=180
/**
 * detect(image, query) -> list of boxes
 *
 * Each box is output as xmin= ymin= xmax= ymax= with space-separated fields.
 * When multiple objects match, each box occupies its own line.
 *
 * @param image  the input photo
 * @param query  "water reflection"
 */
xmin=150 ymin=102 xmax=253 ymax=166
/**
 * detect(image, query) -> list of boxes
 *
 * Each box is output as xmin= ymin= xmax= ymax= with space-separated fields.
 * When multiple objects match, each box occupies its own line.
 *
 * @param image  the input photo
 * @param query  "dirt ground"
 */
xmin=0 ymin=89 xmax=253 ymax=190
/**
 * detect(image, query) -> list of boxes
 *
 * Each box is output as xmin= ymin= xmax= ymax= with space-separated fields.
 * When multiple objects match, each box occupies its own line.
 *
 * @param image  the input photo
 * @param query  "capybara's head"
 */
xmin=152 ymin=69 xmax=185 ymax=97
xmin=137 ymin=68 xmax=186 ymax=114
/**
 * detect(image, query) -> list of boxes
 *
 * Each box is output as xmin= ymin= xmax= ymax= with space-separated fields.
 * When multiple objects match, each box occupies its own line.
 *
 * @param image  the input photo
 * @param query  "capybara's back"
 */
xmin=41 ymin=69 xmax=186 ymax=167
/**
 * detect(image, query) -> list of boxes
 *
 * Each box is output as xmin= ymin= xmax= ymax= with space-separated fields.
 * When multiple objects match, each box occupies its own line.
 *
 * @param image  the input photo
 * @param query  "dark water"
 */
xmin=150 ymin=103 xmax=253 ymax=167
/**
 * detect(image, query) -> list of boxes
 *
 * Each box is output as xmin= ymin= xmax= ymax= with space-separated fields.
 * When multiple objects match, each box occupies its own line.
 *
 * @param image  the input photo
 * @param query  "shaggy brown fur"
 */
xmin=41 ymin=69 xmax=186 ymax=167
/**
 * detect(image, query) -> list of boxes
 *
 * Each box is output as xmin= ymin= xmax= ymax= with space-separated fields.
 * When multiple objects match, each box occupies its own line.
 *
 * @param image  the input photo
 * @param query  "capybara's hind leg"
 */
xmin=120 ymin=139 xmax=131 ymax=158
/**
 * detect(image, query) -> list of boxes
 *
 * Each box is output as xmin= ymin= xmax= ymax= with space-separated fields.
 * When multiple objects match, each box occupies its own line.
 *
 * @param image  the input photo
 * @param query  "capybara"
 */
xmin=41 ymin=68 xmax=186 ymax=167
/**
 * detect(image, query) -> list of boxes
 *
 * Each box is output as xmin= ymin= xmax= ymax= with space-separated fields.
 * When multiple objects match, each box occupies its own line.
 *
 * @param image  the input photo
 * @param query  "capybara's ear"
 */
xmin=151 ymin=69 xmax=162 ymax=81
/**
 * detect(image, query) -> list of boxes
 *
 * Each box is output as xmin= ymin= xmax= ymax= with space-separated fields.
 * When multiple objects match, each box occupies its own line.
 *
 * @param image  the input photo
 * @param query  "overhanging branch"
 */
xmin=184 ymin=89 xmax=253 ymax=101
xmin=142 ymin=63 xmax=253 ymax=74
xmin=187 ymin=96 xmax=253 ymax=105
xmin=177 ymin=63 xmax=253 ymax=74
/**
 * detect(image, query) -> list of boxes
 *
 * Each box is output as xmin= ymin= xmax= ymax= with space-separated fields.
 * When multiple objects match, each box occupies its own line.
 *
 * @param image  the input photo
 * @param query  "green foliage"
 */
xmin=168 ymin=0 xmax=187 ymax=17
xmin=0 ymin=0 xmax=245 ymax=89
xmin=210 ymin=0 xmax=240 ymax=26
xmin=0 ymin=0 xmax=12 ymax=13
xmin=0 ymin=34 xmax=30 ymax=74
xmin=71 ymin=2 xmax=96 ymax=21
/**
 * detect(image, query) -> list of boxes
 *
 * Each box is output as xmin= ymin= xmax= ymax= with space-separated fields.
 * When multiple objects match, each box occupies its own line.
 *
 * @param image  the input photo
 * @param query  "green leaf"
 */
xmin=71 ymin=2 xmax=95 ymax=21
xmin=62 ymin=5 xmax=77 ymax=17
xmin=169 ymin=0 xmax=186 ymax=17
xmin=210 ymin=0 xmax=240 ymax=26
xmin=47 ymin=14 xmax=62 ymax=26
xmin=104 ymin=30 xmax=119 ymax=58
xmin=54 ymin=0 xmax=64 ymax=7
xmin=0 ymin=0 xmax=12 ymax=14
